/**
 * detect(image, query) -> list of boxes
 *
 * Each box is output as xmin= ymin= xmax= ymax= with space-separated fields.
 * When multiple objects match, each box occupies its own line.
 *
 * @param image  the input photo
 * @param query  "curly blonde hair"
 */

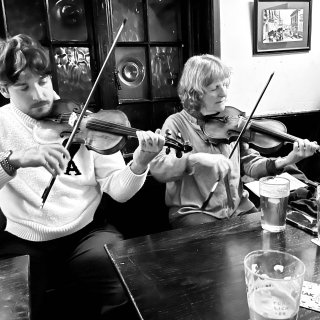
xmin=178 ymin=54 xmax=231 ymax=115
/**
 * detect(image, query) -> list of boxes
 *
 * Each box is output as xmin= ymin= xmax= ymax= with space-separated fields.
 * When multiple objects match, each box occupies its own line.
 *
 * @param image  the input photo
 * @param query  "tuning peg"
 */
xmin=176 ymin=150 xmax=182 ymax=158
xmin=183 ymin=140 xmax=193 ymax=152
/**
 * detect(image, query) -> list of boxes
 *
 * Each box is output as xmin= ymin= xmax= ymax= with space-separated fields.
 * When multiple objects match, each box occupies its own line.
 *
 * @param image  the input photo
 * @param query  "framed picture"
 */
xmin=253 ymin=0 xmax=312 ymax=54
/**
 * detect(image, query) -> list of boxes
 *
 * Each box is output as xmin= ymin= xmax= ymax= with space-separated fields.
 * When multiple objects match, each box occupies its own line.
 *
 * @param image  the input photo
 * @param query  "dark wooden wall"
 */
xmin=262 ymin=111 xmax=320 ymax=183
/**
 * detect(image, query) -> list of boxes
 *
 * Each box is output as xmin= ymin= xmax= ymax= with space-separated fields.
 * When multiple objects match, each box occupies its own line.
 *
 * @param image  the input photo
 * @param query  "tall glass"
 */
xmin=260 ymin=176 xmax=290 ymax=232
xmin=244 ymin=250 xmax=305 ymax=320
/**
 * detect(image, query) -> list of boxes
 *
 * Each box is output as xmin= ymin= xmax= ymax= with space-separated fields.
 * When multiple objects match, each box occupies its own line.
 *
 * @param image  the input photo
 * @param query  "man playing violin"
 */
xmin=0 ymin=34 xmax=165 ymax=319
xmin=150 ymin=54 xmax=318 ymax=229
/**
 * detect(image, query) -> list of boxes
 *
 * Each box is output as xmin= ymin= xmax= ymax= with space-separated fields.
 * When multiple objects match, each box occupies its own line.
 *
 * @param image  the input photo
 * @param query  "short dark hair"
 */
xmin=0 ymin=34 xmax=51 ymax=86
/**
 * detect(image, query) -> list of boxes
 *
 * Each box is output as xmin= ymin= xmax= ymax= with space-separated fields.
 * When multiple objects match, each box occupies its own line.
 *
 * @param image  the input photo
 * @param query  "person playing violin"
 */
xmin=150 ymin=54 xmax=318 ymax=229
xmin=0 ymin=34 xmax=165 ymax=320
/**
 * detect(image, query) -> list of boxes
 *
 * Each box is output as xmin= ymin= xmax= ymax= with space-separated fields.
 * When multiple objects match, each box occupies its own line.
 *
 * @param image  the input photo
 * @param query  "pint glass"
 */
xmin=259 ymin=176 xmax=290 ymax=232
xmin=244 ymin=250 xmax=305 ymax=320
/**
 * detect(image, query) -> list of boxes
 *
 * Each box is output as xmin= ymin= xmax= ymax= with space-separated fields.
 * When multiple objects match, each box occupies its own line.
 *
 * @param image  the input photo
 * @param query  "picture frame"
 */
xmin=253 ymin=0 xmax=312 ymax=54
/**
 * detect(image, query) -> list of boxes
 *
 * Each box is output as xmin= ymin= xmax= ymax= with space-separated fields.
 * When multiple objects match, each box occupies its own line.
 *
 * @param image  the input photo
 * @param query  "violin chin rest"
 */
xmin=33 ymin=122 xmax=67 ymax=145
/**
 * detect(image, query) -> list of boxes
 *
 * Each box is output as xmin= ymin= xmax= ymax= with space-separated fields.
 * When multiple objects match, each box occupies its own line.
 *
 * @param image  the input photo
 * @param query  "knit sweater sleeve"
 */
xmin=0 ymin=105 xmax=18 ymax=189
xmin=150 ymin=114 xmax=191 ymax=182
xmin=94 ymin=151 xmax=148 ymax=203
xmin=0 ymin=166 xmax=15 ymax=189
xmin=240 ymin=144 xmax=272 ymax=179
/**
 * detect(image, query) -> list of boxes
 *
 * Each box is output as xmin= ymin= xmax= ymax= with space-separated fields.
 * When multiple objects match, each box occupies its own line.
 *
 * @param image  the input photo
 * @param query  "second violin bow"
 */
xmin=41 ymin=19 xmax=127 ymax=208
xmin=201 ymin=72 xmax=275 ymax=211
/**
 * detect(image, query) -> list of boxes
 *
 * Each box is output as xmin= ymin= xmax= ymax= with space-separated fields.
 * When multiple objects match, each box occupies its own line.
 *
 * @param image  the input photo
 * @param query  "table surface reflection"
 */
xmin=0 ymin=255 xmax=30 ymax=320
xmin=106 ymin=212 xmax=320 ymax=320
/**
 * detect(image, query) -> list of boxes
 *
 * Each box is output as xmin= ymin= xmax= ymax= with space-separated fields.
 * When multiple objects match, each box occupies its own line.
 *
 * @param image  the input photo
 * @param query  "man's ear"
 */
xmin=0 ymin=86 xmax=10 ymax=98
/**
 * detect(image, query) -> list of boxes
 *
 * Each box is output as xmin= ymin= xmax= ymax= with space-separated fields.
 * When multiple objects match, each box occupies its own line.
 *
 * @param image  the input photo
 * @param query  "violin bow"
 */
xmin=201 ymin=72 xmax=275 ymax=211
xmin=40 ymin=19 xmax=127 ymax=208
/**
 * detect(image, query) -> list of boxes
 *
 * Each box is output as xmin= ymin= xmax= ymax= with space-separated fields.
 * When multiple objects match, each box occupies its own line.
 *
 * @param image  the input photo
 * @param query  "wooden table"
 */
xmin=0 ymin=255 xmax=30 ymax=320
xmin=105 ymin=212 xmax=320 ymax=320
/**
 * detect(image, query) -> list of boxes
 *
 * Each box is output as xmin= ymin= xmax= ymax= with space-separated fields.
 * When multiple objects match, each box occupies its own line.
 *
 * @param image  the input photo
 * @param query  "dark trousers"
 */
xmin=0 ymin=221 xmax=138 ymax=320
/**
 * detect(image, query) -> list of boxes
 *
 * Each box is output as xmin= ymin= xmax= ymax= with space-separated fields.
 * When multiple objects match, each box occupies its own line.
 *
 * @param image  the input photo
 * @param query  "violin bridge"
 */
xmin=221 ymin=116 xmax=229 ymax=123
xmin=68 ymin=112 xmax=78 ymax=127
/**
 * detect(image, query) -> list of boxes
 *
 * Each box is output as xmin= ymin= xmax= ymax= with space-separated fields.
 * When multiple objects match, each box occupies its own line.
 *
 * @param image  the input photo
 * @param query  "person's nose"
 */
xmin=31 ymin=83 xmax=46 ymax=101
xmin=218 ymin=86 xmax=227 ymax=97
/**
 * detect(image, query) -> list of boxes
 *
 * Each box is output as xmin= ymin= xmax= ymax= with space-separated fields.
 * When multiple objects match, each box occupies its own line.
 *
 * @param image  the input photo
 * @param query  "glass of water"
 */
xmin=259 ymin=176 xmax=290 ymax=232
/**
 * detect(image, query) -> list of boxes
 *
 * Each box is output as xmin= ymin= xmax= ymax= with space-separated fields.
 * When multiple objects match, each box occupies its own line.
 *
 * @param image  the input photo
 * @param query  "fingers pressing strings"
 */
xmin=137 ymin=130 xmax=163 ymax=152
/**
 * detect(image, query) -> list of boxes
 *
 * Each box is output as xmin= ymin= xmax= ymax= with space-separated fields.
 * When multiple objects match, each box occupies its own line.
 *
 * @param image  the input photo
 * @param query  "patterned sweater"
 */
xmin=0 ymin=103 xmax=148 ymax=241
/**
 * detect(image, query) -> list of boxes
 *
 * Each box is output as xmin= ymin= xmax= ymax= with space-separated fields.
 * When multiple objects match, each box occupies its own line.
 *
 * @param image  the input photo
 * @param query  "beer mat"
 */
xmin=244 ymin=172 xmax=308 ymax=197
xmin=311 ymin=238 xmax=320 ymax=246
xmin=300 ymin=281 xmax=320 ymax=312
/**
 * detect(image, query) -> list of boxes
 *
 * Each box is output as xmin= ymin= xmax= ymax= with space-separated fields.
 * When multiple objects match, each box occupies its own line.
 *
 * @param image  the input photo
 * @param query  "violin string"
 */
xmin=249 ymin=121 xmax=296 ymax=143
xmin=86 ymin=119 xmax=187 ymax=154
xmin=86 ymin=119 xmax=182 ymax=148
xmin=86 ymin=119 xmax=137 ymax=136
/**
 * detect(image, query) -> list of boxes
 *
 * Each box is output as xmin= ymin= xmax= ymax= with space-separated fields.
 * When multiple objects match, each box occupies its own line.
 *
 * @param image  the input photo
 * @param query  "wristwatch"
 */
xmin=0 ymin=150 xmax=17 ymax=176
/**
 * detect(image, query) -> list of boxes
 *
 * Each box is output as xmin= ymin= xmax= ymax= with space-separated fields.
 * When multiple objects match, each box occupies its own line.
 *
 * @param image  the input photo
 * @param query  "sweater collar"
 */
xmin=10 ymin=103 xmax=38 ymax=128
xmin=181 ymin=109 xmax=199 ymax=127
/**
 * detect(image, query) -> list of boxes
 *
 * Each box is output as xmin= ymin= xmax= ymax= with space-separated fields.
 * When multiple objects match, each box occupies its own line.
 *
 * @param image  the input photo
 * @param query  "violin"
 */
xmin=200 ymin=105 xmax=319 ymax=154
xmin=33 ymin=99 xmax=193 ymax=157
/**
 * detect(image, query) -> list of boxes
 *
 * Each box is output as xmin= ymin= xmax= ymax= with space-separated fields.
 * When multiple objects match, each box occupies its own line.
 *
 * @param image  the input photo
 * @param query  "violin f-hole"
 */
xmin=60 ymin=129 xmax=80 ymax=138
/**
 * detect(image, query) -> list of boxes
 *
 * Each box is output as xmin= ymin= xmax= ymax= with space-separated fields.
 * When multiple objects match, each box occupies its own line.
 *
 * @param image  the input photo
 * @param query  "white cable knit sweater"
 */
xmin=0 ymin=103 xmax=148 ymax=241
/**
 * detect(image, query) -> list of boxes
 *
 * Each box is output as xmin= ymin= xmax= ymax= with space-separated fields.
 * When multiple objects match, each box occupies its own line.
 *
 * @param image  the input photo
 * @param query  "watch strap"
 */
xmin=0 ymin=150 xmax=17 ymax=176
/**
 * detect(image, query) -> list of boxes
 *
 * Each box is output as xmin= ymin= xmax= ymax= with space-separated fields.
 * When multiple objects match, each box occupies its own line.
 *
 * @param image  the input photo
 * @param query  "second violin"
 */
xmin=201 ymin=105 xmax=319 ymax=154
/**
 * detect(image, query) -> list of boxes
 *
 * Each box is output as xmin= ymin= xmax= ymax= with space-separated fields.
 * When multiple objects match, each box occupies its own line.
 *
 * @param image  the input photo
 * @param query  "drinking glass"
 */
xmin=244 ymin=250 xmax=305 ymax=320
xmin=259 ymin=176 xmax=290 ymax=232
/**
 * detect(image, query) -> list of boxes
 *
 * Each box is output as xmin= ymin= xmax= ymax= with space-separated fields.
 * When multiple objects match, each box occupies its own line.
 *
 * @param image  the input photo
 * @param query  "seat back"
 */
xmin=95 ymin=174 xmax=169 ymax=238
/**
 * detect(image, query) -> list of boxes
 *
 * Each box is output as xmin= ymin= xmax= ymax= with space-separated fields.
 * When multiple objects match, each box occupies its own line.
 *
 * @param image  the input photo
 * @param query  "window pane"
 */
xmin=54 ymin=47 xmax=92 ymax=104
xmin=48 ymin=0 xmax=88 ymax=41
xmin=148 ymin=0 xmax=180 ymax=42
xmin=4 ymin=0 xmax=46 ymax=40
xmin=115 ymin=47 xmax=148 ymax=101
xmin=150 ymin=46 xmax=180 ymax=98
xmin=111 ymin=0 xmax=144 ymax=42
